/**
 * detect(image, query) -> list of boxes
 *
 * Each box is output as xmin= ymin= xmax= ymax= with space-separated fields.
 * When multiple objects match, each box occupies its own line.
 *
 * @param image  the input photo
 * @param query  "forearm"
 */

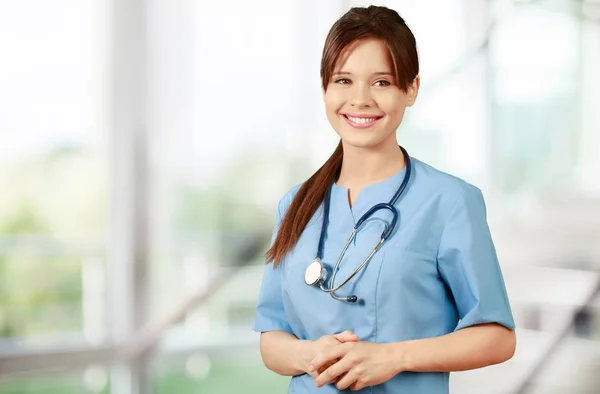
xmin=394 ymin=323 xmax=516 ymax=373
xmin=260 ymin=331 xmax=314 ymax=376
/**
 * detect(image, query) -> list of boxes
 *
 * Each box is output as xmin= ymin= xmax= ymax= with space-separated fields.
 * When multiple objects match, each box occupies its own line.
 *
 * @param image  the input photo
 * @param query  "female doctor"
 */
xmin=253 ymin=5 xmax=516 ymax=393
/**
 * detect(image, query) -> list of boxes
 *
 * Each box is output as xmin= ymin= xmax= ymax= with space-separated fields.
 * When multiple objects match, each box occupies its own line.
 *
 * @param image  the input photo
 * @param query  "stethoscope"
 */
xmin=303 ymin=146 xmax=412 ymax=303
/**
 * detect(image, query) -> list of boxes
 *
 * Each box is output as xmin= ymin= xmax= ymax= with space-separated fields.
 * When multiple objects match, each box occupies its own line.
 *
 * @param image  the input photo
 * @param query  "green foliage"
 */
xmin=0 ymin=360 xmax=288 ymax=394
xmin=0 ymin=372 xmax=110 ymax=394
xmin=0 ymin=203 xmax=48 ymax=235
xmin=155 ymin=360 xmax=289 ymax=394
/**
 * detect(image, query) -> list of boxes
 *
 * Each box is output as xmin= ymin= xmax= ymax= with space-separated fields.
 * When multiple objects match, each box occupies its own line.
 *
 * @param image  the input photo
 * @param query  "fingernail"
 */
xmin=309 ymin=365 xmax=314 ymax=371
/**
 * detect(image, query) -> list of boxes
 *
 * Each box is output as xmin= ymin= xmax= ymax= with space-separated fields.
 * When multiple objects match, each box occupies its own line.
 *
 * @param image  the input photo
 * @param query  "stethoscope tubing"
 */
xmin=308 ymin=146 xmax=412 ymax=301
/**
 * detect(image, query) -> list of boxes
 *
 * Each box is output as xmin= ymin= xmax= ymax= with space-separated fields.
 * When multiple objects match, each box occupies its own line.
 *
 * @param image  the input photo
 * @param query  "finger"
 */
xmin=350 ymin=379 xmax=366 ymax=391
xmin=313 ymin=360 xmax=342 ymax=381
xmin=316 ymin=359 xmax=337 ymax=375
xmin=335 ymin=335 xmax=358 ymax=343
xmin=334 ymin=369 xmax=359 ymax=391
xmin=310 ymin=343 xmax=351 ymax=373
xmin=333 ymin=330 xmax=359 ymax=343
xmin=315 ymin=357 xmax=353 ymax=387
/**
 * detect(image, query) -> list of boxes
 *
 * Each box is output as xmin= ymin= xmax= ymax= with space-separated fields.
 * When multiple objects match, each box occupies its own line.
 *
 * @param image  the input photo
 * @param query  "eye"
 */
xmin=334 ymin=78 xmax=351 ymax=85
xmin=374 ymin=80 xmax=391 ymax=87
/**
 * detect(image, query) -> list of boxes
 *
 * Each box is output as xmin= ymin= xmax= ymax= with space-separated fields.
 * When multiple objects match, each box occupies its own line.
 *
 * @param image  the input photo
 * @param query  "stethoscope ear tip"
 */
xmin=346 ymin=295 xmax=358 ymax=303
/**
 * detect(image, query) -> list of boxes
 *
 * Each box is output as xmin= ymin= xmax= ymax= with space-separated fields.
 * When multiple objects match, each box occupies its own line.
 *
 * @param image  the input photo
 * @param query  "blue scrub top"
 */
xmin=253 ymin=157 xmax=515 ymax=394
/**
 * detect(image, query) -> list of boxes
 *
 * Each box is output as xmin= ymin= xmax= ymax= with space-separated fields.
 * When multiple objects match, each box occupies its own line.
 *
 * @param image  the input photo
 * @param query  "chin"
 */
xmin=339 ymin=134 xmax=387 ymax=150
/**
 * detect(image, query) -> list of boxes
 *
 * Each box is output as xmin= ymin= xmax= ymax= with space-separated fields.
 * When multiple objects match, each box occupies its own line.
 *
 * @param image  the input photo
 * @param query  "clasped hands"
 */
xmin=306 ymin=330 xmax=400 ymax=391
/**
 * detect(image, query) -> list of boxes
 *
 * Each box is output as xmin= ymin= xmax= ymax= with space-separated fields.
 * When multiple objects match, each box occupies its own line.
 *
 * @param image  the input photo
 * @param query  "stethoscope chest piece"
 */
xmin=304 ymin=259 xmax=327 ymax=286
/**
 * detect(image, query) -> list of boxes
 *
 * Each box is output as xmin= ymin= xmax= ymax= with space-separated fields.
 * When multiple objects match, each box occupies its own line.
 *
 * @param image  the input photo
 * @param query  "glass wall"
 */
xmin=0 ymin=0 xmax=110 ymax=346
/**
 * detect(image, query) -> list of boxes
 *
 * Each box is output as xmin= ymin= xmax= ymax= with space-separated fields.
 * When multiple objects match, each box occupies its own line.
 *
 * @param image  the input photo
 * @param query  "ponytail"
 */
xmin=266 ymin=141 xmax=343 ymax=267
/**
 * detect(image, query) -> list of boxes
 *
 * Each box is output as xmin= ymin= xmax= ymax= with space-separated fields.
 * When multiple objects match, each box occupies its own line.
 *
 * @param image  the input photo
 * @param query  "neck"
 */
xmin=336 ymin=140 xmax=406 ymax=188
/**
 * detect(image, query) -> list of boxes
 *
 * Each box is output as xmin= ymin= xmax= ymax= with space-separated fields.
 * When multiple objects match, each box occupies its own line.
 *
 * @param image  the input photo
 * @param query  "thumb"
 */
xmin=334 ymin=330 xmax=359 ymax=342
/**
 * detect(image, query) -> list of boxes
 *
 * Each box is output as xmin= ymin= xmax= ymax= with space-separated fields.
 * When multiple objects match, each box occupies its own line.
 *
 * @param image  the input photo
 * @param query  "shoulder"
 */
xmin=275 ymin=183 xmax=303 ymax=217
xmin=410 ymin=158 xmax=485 ymax=213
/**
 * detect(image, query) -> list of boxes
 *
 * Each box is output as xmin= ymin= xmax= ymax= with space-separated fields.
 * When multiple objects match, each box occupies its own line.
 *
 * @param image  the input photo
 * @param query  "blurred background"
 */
xmin=0 ymin=0 xmax=599 ymax=393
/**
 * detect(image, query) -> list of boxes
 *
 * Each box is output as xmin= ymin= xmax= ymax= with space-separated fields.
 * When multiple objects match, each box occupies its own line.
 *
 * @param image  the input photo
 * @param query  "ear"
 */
xmin=406 ymin=75 xmax=420 ymax=107
xmin=321 ymin=87 xmax=326 ymax=101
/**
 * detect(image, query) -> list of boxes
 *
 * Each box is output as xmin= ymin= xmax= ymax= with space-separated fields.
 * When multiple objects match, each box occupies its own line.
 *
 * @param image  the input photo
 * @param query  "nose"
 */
xmin=349 ymin=83 xmax=373 ymax=108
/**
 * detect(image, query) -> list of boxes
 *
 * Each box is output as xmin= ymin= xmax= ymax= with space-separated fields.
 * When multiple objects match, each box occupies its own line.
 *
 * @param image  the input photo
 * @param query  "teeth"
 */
xmin=348 ymin=116 xmax=377 ymax=124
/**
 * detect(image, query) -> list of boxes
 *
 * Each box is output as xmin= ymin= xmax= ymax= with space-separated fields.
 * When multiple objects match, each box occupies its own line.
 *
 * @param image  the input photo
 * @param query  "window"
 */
xmin=0 ymin=0 xmax=110 ymax=345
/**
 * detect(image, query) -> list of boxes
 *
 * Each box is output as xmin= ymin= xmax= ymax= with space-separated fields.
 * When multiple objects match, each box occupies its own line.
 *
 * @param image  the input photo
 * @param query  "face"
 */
xmin=323 ymin=38 xmax=419 ymax=150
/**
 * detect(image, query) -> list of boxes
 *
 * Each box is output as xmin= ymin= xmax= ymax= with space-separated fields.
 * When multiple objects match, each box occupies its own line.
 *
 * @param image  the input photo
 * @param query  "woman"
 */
xmin=253 ymin=5 xmax=516 ymax=393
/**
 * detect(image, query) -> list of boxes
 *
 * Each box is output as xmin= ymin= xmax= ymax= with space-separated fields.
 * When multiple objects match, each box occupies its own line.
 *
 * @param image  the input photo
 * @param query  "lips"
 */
xmin=342 ymin=114 xmax=383 ymax=129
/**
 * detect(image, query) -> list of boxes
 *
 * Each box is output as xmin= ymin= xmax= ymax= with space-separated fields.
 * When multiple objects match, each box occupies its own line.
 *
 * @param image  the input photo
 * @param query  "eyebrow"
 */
xmin=334 ymin=71 xmax=394 ymax=76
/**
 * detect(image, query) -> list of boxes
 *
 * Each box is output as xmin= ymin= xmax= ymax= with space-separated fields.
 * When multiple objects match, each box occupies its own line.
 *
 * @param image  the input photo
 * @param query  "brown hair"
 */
xmin=266 ymin=5 xmax=419 ymax=267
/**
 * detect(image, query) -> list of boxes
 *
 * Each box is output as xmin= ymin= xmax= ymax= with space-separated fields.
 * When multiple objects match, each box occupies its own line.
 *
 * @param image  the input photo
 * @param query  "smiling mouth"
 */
xmin=342 ymin=114 xmax=383 ymax=128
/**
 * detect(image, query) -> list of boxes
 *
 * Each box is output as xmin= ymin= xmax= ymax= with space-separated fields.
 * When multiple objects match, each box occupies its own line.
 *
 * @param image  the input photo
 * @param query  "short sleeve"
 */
xmin=252 ymin=199 xmax=294 ymax=334
xmin=437 ymin=186 xmax=515 ymax=331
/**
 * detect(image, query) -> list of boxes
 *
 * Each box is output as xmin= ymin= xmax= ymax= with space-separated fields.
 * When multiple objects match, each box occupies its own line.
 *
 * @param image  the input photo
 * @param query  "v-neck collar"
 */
xmin=330 ymin=166 xmax=408 ymax=224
